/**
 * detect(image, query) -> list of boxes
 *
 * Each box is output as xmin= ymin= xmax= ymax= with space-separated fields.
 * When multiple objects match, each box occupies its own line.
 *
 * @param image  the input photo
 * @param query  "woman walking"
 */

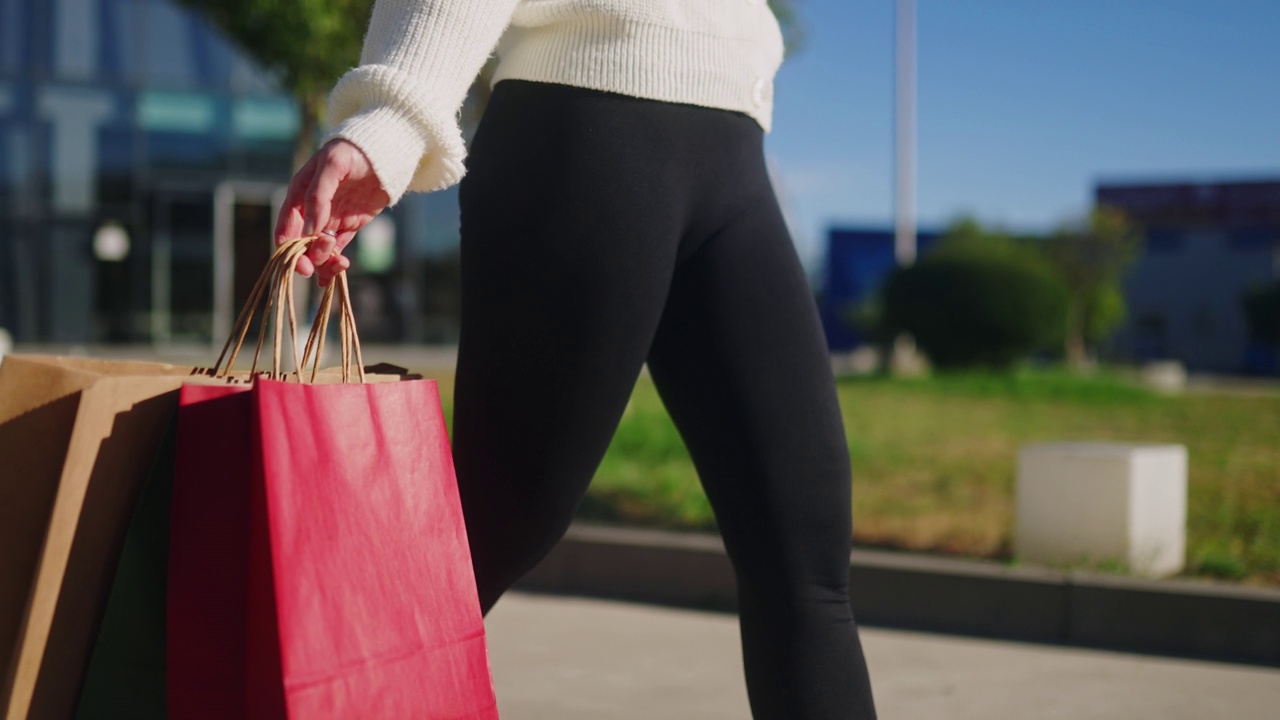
xmin=275 ymin=2 xmax=877 ymax=717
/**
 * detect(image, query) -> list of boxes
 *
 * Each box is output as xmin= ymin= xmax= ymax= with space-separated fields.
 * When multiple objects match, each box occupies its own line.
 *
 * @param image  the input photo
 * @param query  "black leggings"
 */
xmin=452 ymin=80 xmax=876 ymax=719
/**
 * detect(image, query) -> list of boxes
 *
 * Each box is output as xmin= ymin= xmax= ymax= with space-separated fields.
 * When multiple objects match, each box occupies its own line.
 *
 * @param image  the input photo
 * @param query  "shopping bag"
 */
xmin=0 ymin=355 xmax=195 ymax=720
xmin=0 ymin=238 xmax=402 ymax=717
xmin=73 ymin=417 xmax=177 ymax=720
xmin=167 ymin=236 xmax=498 ymax=718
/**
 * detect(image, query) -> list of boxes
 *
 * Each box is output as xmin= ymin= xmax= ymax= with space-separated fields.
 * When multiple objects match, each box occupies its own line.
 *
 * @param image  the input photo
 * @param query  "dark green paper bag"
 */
xmin=75 ymin=424 xmax=175 ymax=719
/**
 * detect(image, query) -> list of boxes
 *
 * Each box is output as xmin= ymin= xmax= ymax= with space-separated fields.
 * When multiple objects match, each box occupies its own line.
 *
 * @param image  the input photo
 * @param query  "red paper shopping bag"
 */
xmin=168 ymin=378 xmax=498 ymax=719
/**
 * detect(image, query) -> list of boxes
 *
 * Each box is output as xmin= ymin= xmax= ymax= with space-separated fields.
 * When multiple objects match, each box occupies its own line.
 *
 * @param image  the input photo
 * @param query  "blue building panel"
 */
xmin=820 ymin=228 xmax=939 ymax=351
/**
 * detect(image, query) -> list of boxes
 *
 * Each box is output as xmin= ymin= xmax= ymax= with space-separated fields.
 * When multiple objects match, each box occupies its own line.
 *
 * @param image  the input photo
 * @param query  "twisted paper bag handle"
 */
xmin=196 ymin=236 xmax=365 ymax=383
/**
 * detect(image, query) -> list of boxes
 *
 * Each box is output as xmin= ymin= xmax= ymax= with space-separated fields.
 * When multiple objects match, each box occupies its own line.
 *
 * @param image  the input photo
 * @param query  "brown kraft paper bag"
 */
xmin=0 ymin=355 xmax=195 ymax=720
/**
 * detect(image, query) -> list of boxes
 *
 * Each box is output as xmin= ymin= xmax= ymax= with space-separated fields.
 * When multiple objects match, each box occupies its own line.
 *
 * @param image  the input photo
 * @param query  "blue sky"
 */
xmin=765 ymin=0 xmax=1280 ymax=267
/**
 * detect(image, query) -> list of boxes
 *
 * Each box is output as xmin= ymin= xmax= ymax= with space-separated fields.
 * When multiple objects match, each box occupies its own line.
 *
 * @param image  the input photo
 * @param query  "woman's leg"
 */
xmin=451 ymin=82 xmax=691 ymax=613
xmin=453 ymin=79 xmax=876 ymax=717
xmin=645 ymin=145 xmax=877 ymax=718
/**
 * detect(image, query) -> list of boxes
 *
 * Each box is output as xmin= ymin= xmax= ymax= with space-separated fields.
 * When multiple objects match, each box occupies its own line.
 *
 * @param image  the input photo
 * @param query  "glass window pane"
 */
xmin=231 ymin=97 xmax=298 ymax=142
xmin=111 ymin=0 xmax=145 ymax=85
xmin=1 ymin=102 xmax=33 ymax=219
xmin=138 ymin=90 xmax=215 ymax=133
xmin=98 ymin=91 xmax=136 ymax=208
xmin=38 ymin=87 xmax=116 ymax=215
xmin=143 ymin=0 xmax=198 ymax=88
xmin=193 ymin=17 xmax=236 ymax=93
xmin=53 ymin=0 xmax=100 ymax=80
xmin=0 ymin=85 xmax=13 ymax=212
xmin=1 ymin=0 xmax=24 ymax=76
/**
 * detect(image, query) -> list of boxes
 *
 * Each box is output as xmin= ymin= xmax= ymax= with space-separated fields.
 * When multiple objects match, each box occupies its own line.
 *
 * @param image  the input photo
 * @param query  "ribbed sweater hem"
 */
xmin=492 ymin=18 xmax=778 ymax=132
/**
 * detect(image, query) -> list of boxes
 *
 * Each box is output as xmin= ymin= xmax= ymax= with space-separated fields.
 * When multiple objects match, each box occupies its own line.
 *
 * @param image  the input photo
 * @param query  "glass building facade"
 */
xmin=0 ymin=0 xmax=462 ymax=345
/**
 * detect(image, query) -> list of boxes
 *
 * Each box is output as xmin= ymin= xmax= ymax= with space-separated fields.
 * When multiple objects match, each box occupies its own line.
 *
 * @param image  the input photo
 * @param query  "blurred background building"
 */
xmin=820 ymin=227 xmax=939 ymax=352
xmin=4 ymin=0 xmax=1278 ymax=377
xmin=0 ymin=0 xmax=462 ymax=347
xmin=1098 ymin=179 xmax=1280 ymax=374
xmin=819 ymin=180 xmax=1280 ymax=375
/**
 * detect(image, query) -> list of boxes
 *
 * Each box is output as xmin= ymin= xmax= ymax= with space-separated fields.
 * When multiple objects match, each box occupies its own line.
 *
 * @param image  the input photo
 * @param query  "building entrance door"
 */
xmin=149 ymin=181 xmax=285 ymax=345
xmin=212 ymin=181 xmax=286 ymax=345
xmin=150 ymin=186 xmax=214 ymax=343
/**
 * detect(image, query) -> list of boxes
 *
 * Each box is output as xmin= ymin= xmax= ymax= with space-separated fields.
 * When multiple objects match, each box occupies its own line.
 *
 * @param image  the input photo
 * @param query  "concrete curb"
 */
xmin=516 ymin=524 xmax=1280 ymax=667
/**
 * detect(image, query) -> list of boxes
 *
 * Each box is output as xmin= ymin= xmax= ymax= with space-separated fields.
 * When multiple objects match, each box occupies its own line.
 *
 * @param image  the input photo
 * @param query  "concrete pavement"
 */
xmin=485 ymin=592 xmax=1280 ymax=720
xmin=10 ymin=344 xmax=1278 ymax=716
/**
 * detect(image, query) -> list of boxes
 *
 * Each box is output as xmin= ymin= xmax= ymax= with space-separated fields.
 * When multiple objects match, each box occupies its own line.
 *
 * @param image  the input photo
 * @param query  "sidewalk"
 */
xmin=486 ymin=592 xmax=1280 ymax=720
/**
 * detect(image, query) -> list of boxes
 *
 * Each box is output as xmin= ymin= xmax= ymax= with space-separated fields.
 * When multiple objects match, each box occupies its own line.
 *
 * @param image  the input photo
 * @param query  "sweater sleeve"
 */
xmin=323 ymin=0 xmax=521 ymax=204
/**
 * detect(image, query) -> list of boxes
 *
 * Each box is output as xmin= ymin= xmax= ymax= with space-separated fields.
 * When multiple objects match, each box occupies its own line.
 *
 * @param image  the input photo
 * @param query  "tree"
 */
xmin=181 ymin=0 xmax=806 ymax=170
xmin=1043 ymin=208 xmax=1143 ymax=370
xmin=768 ymin=0 xmax=807 ymax=56
xmin=881 ymin=218 xmax=1068 ymax=371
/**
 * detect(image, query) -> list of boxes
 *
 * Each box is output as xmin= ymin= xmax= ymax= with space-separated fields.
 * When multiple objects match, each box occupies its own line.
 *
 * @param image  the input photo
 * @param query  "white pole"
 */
xmin=894 ymin=0 xmax=917 ymax=266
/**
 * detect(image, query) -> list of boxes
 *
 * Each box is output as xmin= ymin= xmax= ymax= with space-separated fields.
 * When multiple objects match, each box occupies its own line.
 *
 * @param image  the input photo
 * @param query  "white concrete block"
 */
xmin=1140 ymin=361 xmax=1188 ymax=394
xmin=1015 ymin=443 xmax=1188 ymax=577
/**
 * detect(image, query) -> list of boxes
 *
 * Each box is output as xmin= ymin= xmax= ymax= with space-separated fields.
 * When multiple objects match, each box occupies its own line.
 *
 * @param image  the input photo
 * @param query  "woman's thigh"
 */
xmin=645 ymin=188 xmax=873 ymax=718
xmin=451 ymin=82 xmax=690 ymax=609
xmin=645 ymin=188 xmax=853 ymax=586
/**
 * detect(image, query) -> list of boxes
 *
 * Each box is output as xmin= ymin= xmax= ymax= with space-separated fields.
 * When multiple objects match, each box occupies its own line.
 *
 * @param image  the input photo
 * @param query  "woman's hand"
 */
xmin=274 ymin=139 xmax=391 ymax=284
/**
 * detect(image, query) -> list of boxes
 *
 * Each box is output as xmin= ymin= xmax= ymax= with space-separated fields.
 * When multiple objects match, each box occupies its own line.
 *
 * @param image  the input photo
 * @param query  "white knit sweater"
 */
xmin=324 ymin=0 xmax=786 ymax=204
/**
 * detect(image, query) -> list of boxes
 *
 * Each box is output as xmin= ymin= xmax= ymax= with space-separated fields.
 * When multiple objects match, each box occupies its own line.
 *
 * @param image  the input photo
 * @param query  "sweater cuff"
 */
xmin=324 ymin=66 xmax=470 ymax=204
xmin=323 ymin=106 xmax=429 ymax=206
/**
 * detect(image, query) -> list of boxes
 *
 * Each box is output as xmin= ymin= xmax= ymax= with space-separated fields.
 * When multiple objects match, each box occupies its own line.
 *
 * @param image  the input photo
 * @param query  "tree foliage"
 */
xmin=882 ymin=218 xmax=1068 ymax=371
xmin=768 ymin=0 xmax=807 ymax=56
xmin=1043 ymin=208 xmax=1144 ymax=369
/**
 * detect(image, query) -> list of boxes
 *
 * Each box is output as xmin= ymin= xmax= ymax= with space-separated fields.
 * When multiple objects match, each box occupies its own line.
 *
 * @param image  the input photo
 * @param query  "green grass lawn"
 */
xmin=438 ymin=369 xmax=1280 ymax=585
